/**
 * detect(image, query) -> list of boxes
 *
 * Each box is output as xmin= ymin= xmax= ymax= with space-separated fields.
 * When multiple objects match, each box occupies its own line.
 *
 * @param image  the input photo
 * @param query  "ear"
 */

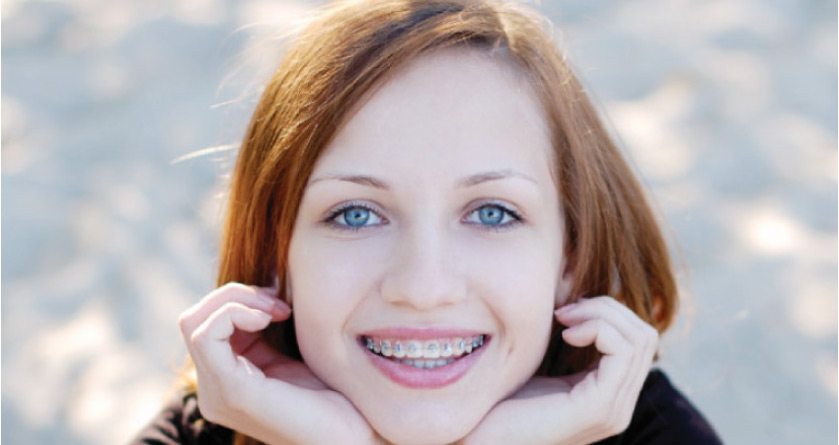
xmin=555 ymin=257 xmax=575 ymax=307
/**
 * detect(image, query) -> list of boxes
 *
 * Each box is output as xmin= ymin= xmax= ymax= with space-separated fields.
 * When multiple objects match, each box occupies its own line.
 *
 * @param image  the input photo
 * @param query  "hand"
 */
xmin=178 ymin=282 xmax=384 ymax=445
xmin=458 ymin=296 xmax=659 ymax=445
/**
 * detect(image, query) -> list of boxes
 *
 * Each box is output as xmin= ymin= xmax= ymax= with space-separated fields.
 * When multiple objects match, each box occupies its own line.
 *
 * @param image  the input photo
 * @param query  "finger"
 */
xmin=556 ymin=296 xmax=651 ymax=348
xmin=561 ymin=318 xmax=632 ymax=356
xmin=569 ymin=298 xmax=659 ymax=378
xmin=557 ymin=297 xmax=658 ymax=432
xmin=561 ymin=320 xmax=634 ymax=401
xmin=188 ymin=302 xmax=273 ymax=373
xmin=559 ymin=299 xmax=656 ymax=381
xmin=179 ymin=283 xmax=290 ymax=335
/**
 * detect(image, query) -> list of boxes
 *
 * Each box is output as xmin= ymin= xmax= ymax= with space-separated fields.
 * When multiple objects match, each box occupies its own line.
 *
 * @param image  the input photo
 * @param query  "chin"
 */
xmin=363 ymin=398 xmax=487 ymax=445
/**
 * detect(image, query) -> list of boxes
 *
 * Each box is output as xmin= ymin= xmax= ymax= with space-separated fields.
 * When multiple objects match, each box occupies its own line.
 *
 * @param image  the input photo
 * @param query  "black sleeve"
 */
xmin=596 ymin=370 xmax=723 ymax=445
xmin=129 ymin=392 xmax=235 ymax=445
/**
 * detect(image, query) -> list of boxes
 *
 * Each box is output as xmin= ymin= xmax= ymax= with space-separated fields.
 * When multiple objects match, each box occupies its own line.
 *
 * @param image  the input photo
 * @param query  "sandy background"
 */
xmin=2 ymin=0 xmax=836 ymax=443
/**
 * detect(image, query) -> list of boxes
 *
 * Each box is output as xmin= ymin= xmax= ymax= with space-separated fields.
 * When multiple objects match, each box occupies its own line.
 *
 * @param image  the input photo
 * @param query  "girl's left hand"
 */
xmin=457 ymin=296 xmax=659 ymax=445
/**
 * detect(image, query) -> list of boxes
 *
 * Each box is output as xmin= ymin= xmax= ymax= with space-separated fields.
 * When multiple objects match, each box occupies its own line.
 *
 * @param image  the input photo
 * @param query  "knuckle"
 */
xmin=603 ymin=295 xmax=621 ymax=305
xmin=219 ymin=281 xmax=238 ymax=291
xmin=220 ymin=301 xmax=248 ymax=317
xmin=189 ymin=331 xmax=202 ymax=347
xmin=204 ymin=283 xmax=241 ymax=304
xmin=215 ymin=283 xmax=231 ymax=295
xmin=219 ymin=281 xmax=247 ymax=295
xmin=177 ymin=312 xmax=190 ymax=331
xmin=588 ymin=295 xmax=610 ymax=307
xmin=177 ymin=306 xmax=201 ymax=332
xmin=190 ymin=324 xmax=210 ymax=346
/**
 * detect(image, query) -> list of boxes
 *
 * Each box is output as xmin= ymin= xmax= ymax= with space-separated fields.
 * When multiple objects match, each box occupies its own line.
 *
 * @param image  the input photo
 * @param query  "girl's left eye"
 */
xmin=324 ymin=204 xmax=385 ymax=230
xmin=463 ymin=203 xmax=522 ymax=228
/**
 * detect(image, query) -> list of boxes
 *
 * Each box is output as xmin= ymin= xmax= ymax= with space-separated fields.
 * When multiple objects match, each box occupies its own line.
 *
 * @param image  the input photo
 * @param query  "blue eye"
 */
xmin=465 ymin=203 xmax=521 ymax=228
xmin=478 ymin=206 xmax=504 ymax=224
xmin=325 ymin=203 xmax=385 ymax=230
xmin=343 ymin=208 xmax=371 ymax=226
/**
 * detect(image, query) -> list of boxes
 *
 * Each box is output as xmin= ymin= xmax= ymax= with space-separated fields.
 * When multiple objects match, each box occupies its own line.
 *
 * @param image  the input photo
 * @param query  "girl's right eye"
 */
xmin=323 ymin=203 xmax=386 ymax=231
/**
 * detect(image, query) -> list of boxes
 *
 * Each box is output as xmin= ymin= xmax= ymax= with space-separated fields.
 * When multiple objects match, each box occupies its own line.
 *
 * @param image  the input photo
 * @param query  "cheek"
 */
xmin=460 ymin=235 xmax=559 ymax=347
xmin=288 ymin=234 xmax=387 ymax=355
xmin=462 ymin=234 xmax=559 ymax=307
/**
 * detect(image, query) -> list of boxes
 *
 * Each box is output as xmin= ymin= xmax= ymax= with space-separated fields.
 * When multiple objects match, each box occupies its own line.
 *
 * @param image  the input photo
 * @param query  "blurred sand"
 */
xmin=2 ymin=0 xmax=836 ymax=443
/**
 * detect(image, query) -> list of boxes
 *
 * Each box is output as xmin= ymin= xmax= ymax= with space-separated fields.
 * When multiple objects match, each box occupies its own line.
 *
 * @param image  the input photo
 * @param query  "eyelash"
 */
xmin=323 ymin=201 xmax=384 ymax=232
xmin=322 ymin=201 xmax=524 ymax=232
xmin=463 ymin=201 xmax=523 ymax=232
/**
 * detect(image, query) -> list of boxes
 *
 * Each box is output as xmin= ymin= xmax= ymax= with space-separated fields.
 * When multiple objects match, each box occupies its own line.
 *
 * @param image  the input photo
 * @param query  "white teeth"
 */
xmin=406 ymin=341 xmax=423 ymax=358
xmin=393 ymin=341 xmax=406 ymax=358
xmin=388 ymin=357 xmax=457 ymax=369
xmin=424 ymin=340 xmax=440 ymax=359
xmin=453 ymin=338 xmax=465 ymax=355
xmin=441 ymin=341 xmax=453 ymax=358
xmin=364 ymin=335 xmax=486 ymax=365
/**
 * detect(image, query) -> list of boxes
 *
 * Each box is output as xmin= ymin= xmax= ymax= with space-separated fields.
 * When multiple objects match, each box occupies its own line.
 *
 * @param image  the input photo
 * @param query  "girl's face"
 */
xmin=288 ymin=48 xmax=572 ymax=444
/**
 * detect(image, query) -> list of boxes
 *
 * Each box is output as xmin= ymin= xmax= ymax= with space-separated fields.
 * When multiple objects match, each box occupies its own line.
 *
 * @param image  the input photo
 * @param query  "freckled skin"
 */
xmin=288 ymin=47 xmax=573 ymax=445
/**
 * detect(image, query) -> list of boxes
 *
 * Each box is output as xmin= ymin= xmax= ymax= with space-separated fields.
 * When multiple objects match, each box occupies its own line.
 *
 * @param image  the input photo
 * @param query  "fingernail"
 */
xmin=275 ymin=301 xmax=292 ymax=314
xmin=255 ymin=288 xmax=276 ymax=305
xmin=556 ymin=303 xmax=576 ymax=314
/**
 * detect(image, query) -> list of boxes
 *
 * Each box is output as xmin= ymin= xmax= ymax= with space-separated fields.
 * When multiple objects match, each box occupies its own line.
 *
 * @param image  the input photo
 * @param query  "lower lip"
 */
xmin=363 ymin=340 xmax=489 ymax=389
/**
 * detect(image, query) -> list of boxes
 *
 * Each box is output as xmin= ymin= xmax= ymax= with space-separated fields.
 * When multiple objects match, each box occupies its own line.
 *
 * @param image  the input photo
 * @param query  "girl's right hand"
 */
xmin=178 ymin=282 xmax=384 ymax=445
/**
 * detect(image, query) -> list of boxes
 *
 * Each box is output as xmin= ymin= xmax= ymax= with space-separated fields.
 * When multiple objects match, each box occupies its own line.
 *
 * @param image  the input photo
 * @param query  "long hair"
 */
xmin=203 ymin=1 xmax=678 ymax=443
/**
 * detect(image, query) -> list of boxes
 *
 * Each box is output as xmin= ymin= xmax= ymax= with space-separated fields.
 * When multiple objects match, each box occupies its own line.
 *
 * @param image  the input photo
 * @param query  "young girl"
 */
xmin=135 ymin=1 xmax=722 ymax=443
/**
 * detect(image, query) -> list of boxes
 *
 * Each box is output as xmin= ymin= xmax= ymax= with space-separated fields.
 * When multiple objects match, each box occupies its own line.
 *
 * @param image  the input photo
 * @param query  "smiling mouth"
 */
xmin=360 ymin=335 xmax=487 ymax=369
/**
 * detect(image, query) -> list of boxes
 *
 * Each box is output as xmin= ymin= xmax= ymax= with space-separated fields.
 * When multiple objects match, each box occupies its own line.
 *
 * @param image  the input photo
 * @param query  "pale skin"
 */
xmin=179 ymin=48 xmax=659 ymax=445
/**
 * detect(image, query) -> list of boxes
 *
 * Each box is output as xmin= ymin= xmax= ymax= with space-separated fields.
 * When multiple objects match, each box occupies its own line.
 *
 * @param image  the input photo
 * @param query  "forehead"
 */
xmin=315 ymin=47 xmax=554 ymax=183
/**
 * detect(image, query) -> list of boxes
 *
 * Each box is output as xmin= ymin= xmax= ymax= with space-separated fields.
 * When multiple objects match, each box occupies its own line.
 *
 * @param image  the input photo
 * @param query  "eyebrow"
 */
xmin=308 ymin=169 xmax=538 ymax=190
xmin=456 ymin=169 xmax=538 ymax=188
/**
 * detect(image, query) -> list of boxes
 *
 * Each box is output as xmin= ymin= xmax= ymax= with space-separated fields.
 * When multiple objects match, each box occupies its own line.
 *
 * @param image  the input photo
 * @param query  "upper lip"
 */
xmin=360 ymin=327 xmax=488 ymax=340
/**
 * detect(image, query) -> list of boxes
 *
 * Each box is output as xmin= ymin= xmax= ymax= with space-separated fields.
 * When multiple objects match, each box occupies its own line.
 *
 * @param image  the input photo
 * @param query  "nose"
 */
xmin=379 ymin=223 xmax=467 ymax=310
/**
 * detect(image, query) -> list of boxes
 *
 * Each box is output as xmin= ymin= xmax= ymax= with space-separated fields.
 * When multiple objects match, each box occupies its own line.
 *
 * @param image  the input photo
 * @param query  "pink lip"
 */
xmin=361 ymin=326 xmax=485 ymax=340
xmin=358 ymin=328 xmax=490 ymax=389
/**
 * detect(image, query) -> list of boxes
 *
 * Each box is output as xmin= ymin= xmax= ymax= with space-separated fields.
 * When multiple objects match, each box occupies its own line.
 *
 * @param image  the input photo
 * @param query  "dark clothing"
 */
xmin=593 ymin=370 xmax=722 ymax=445
xmin=132 ymin=370 xmax=722 ymax=444
xmin=132 ymin=392 xmax=233 ymax=445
